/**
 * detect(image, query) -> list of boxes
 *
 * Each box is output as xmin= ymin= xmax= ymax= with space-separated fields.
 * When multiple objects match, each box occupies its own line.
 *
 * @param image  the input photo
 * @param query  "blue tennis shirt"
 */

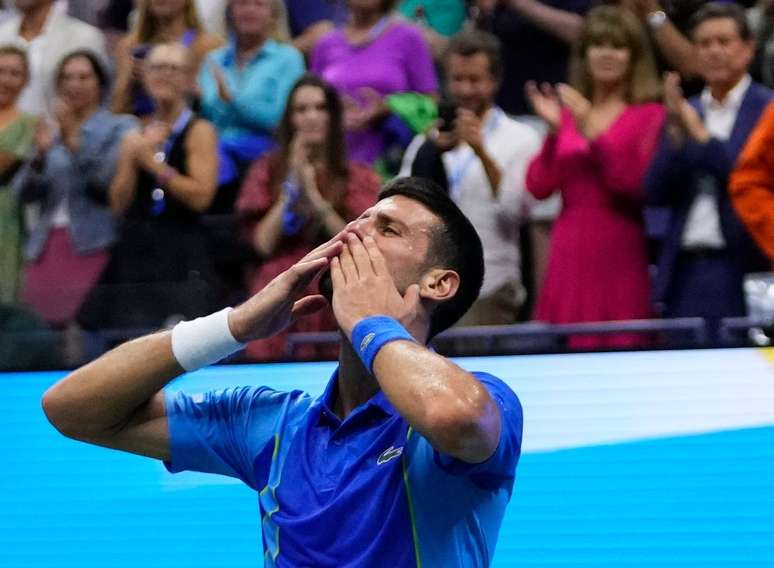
xmin=164 ymin=370 xmax=523 ymax=567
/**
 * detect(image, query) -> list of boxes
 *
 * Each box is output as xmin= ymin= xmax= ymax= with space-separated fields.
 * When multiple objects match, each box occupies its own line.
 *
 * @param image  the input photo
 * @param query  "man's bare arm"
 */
xmin=331 ymin=235 xmax=502 ymax=464
xmin=41 ymin=332 xmax=179 ymax=460
xmin=42 ymin=235 xmax=345 ymax=460
xmin=372 ymin=340 xmax=501 ymax=464
xmin=650 ymin=19 xmax=701 ymax=77
xmin=508 ymin=0 xmax=585 ymax=45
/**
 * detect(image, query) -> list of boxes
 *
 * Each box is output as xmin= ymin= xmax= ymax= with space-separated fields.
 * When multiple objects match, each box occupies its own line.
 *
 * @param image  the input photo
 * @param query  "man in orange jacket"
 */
xmin=730 ymin=101 xmax=774 ymax=264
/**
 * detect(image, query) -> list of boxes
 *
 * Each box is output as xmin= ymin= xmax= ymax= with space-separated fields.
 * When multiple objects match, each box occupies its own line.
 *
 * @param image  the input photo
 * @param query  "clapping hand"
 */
xmin=132 ymin=121 xmax=170 ymax=171
xmin=289 ymin=135 xmax=316 ymax=186
xmin=556 ymin=83 xmax=591 ymax=126
xmin=209 ymin=61 xmax=233 ymax=103
xmin=53 ymin=98 xmax=80 ymax=150
xmin=525 ymin=81 xmax=562 ymax=133
xmin=343 ymin=88 xmax=386 ymax=131
xmin=33 ymin=119 xmax=55 ymax=155
xmin=455 ymin=108 xmax=485 ymax=154
xmin=663 ymin=72 xmax=709 ymax=145
xmin=330 ymin=233 xmax=422 ymax=340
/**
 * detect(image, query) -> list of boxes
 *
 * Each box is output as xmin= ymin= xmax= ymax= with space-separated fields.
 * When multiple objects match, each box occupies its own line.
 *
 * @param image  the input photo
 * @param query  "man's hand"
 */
xmin=228 ymin=233 xmax=346 ymax=342
xmin=330 ymin=233 xmax=421 ymax=340
xmin=525 ymin=81 xmax=561 ymax=133
xmin=455 ymin=108 xmax=485 ymax=155
xmin=427 ymin=120 xmax=458 ymax=152
xmin=664 ymin=72 xmax=710 ymax=145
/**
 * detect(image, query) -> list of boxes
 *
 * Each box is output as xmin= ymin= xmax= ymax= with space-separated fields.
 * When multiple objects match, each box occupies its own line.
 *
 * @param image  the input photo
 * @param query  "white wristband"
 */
xmin=171 ymin=307 xmax=245 ymax=371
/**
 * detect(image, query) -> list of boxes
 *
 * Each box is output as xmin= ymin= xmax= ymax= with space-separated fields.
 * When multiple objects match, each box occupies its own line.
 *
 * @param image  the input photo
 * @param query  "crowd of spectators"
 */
xmin=1 ymin=0 xmax=773 ymax=367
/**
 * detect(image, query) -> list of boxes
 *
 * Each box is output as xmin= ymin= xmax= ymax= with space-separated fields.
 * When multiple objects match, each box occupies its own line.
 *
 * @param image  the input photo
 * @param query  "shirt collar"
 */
xmin=313 ymin=367 xmax=396 ymax=424
xmin=701 ymin=74 xmax=751 ymax=112
xmin=221 ymin=37 xmax=278 ymax=67
xmin=13 ymin=2 xmax=63 ymax=41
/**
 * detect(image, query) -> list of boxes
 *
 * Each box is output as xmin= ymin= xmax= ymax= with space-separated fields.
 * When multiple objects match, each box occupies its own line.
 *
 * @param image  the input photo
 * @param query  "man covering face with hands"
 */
xmin=42 ymin=176 xmax=523 ymax=567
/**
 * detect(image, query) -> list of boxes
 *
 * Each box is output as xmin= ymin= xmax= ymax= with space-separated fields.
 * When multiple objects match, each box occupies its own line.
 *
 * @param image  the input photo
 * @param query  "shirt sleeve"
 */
xmin=431 ymin=372 xmax=523 ymax=488
xmin=163 ymin=385 xmax=306 ymax=490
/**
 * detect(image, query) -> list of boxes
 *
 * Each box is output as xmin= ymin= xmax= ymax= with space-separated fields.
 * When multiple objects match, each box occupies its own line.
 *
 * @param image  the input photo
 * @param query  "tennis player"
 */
xmin=43 ymin=176 xmax=523 ymax=567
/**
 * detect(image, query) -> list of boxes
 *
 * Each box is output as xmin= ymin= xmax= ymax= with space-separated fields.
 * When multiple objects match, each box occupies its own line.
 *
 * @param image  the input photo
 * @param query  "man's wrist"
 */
xmin=171 ymin=308 xmax=245 ymax=371
xmin=689 ymin=125 xmax=711 ymax=144
xmin=470 ymin=139 xmax=488 ymax=159
xmin=350 ymin=316 xmax=416 ymax=374
xmin=227 ymin=306 xmax=250 ymax=343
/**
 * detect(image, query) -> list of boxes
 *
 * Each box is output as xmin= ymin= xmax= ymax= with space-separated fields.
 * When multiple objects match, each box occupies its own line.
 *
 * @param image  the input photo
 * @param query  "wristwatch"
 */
xmin=646 ymin=10 xmax=668 ymax=29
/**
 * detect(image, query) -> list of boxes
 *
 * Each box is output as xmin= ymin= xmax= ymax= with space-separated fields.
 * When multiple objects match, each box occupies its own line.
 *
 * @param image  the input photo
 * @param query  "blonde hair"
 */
xmin=227 ymin=0 xmax=290 ymax=43
xmin=131 ymin=0 xmax=202 ymax=44
xmin=569 ymin=5 xmax=661 ymax=104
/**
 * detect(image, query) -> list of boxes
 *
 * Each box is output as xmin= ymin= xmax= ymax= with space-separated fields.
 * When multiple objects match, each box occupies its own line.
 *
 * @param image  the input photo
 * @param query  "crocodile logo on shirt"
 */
xmin=377 ymin=445 xmax=404 ymax=465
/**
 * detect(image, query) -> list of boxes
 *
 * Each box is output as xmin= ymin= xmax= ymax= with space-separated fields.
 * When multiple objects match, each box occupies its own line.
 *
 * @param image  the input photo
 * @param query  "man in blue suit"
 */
xmin=645 ymin=2 xmax=772 ymax=343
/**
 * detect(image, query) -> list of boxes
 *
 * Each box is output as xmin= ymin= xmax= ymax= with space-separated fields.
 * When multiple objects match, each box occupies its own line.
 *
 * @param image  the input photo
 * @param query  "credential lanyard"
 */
xmin=447 ymin=108 xmax=503 ymax=201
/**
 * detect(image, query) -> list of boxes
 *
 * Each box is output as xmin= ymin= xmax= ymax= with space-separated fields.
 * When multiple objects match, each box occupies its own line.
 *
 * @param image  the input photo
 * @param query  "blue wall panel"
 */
xmin=2 ymin=349 xmax=773 ymax=567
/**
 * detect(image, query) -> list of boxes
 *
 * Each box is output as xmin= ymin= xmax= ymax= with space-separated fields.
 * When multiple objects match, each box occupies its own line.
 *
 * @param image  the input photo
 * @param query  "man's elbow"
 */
xmin=41 ymin=385 xmax=80 ymax=439
xmin=426 ymin=385 xmax=500 ymax=462
xmin=41 ymin=384 xmax=102 ymax=442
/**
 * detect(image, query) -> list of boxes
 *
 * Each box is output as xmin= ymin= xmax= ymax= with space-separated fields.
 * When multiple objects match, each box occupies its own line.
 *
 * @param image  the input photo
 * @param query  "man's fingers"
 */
xmin=330 ymin=256 xmax=345 ymax=288
xmin=363 ymin=235 xmax=388 ymax=275
xmin=347 ymin=233 xmax=376 ymax=276
xmin=290 ymin=295 xmax=328 ymax=322
xmin=289 ymin=257 xmax=329 ymax=291
xmin=338 ymin=242 xmax=359 ymax=281
xmin=302 ymin=233 xmax=346 ymax=263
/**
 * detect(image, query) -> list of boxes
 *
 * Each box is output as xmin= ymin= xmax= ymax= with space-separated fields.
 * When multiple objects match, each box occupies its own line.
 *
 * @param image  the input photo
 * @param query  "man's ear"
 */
xmin=419 ymin=268 xmax=460 ymax=303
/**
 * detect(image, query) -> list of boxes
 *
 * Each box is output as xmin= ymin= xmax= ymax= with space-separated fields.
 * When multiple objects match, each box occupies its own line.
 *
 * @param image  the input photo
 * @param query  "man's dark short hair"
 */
xmin=443 ymin=29 xmax=503 ymax=82
xmin=378 ymin=177 xmax=484 ymax=339
xmin=689 ymin=2 xmax=751 ymax=41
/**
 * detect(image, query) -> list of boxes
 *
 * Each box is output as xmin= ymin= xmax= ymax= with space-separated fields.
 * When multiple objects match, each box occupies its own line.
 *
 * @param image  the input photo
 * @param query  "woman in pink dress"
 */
xmin=525 ymin=5 xmax=665 ymax=349
xmin=237 ymin=74 xmax=380 ymax=360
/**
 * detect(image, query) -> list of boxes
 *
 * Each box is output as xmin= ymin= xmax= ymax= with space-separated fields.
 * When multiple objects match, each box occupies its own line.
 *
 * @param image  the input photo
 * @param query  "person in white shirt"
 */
xmin=0 ymin=0 xmax=106 ymax=115
xmin=400 ymin=29 xmax=542 ymax=326
xmin=645 ymin=2 xmax=772 ymax=342
xmin=194 ymin=0 xmax=227 ymax=36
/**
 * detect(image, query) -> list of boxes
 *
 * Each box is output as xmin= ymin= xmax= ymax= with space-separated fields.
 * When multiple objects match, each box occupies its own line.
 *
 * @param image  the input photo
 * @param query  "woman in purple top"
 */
xmin=310 ymin=0 xmax=439 ymax=165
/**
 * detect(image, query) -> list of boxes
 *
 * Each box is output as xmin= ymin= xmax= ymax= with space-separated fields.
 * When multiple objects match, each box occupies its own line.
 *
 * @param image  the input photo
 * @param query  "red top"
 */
xmin=237 ymin=156 xmax=380 ymax=360
xmin=526 ymin=104 xmax=665 ymax=349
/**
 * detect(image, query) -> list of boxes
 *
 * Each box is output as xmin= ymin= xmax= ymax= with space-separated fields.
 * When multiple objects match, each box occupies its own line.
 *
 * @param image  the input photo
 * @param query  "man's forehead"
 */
xmin=371 ymin=195 xmax=439 ymax=231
